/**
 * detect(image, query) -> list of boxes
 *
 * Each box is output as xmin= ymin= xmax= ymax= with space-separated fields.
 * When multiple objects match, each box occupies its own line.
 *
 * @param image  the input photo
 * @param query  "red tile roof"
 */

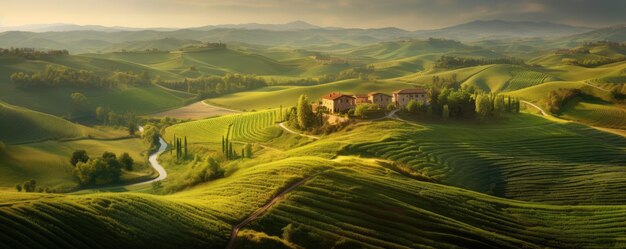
xmin=321 ymin=92 xmax=356 ymax=100
xmin=353 ymin=94 xmax=368 ymax=98
xmin=393 ymin=88 xmax=427 ymax=94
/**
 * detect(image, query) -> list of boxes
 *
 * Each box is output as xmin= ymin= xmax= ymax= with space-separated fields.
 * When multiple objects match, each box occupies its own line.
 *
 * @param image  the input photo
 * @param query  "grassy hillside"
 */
xmin=206 ymin=79 xmax=415 ymax=110
xmin=562 ymin=101 xmax=626 ymax=129
xmin=461 ymin=65 xmax=557 ymax=92
xmin=0 ymin=102 xmax=122 ymax=144
xmin=0 ymin=56 xmax=194 ymax=116
xmin=0 ymin=138 xmax=150 ymax=190
xmin=2 ymin=114 xmax=626 ymax=248
xmin=344 ymin=117 xmax=626 ymax=205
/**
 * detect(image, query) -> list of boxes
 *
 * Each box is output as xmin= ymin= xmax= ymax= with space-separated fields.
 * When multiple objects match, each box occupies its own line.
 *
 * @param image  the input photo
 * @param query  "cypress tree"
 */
xmin=241 ymin=148 xmax=245 ymax=160
xmin=221 ymin=136 xmax=225 ymax=154
xmin=229 ymin=142 xmax=234 ymax=160
xmin=507 ymin=96 xmax=512 ymax=112
xmin=184 ymin=136 xmax=188 ymax=158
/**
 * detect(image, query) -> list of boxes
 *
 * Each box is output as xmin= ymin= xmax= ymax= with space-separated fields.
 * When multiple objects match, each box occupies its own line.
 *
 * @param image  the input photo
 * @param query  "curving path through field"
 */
xmin=226 ymin=176 xmax=316 ymax=249
xmin=279 ymin=122 xmax=320 ymax=140
xmin=128 ymin=137 xmax=168 ymax=187
xmin=521 ymin=100 xmax=548 ymax=116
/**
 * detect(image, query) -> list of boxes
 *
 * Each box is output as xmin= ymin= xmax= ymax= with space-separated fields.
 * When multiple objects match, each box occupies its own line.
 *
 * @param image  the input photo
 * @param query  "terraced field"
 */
xmin=249 ymin=160 xmax=626 ymax=248
xmin=164 ymin=110 xmax=281 ymax=144
xmin=506 ymin=68 xmax=556 ymax=91
xmin=344 ymin=116 xmax=626 ymax=205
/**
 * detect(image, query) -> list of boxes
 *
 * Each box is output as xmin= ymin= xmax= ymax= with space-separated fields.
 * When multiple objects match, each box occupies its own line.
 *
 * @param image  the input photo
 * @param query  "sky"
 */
xmin=0 ymin=0 xmax=624 ymax=30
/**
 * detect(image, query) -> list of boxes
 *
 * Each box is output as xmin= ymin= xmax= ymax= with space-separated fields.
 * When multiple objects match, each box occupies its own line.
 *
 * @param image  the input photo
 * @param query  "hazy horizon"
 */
xmin=1 ymin=0 xmax=625 ymax=30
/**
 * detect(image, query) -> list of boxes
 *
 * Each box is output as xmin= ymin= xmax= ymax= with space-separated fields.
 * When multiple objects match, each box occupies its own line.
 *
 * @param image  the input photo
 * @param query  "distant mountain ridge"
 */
xmin=0 ymin=20 xmax=622 ymax=54
xmin=414 ymin=20 xmax=593 ymax=41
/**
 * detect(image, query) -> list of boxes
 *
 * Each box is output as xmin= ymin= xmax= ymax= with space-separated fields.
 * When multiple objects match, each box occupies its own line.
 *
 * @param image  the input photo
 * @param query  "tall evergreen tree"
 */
xmin=184 ymin=136 xmax=188 ymax=158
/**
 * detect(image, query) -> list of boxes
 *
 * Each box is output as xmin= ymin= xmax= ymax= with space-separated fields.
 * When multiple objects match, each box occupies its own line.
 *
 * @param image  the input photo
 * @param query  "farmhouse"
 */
xmin=368 ymin=92 xmax=392 ymax=108
xmin=321 ymin=92 xmax=356 ymax=113
xmin=354 ymin=94 xmax=369 ymax=104
xmin=392 ymin=88 xmax=429 ymax=107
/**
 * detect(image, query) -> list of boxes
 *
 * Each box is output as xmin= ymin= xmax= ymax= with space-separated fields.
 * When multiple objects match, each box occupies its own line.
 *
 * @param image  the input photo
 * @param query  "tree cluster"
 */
xmin=156 ymin=73 xmax=267 ymax=98
xmin=10 ymin=65 xmax=151 ymax=88
xmin=475 ymin=94 xmax=521 ymax=118
xmin=286 ymin=95 xmax=323 ymax=131
xmin=434 ymin=56 xmax=526 ymax=69
xmin=0 ymin=47 xmax=68 ymax=60
xmin=16 ymin=179 xmax=37 ymax=192
xmin=96 ymin=106 xmax=137 ymax=135
xmin=545 ymin=88 xmax=584 ymax=115
xmin=172 ymin=135 xmax=188 ymax=160
xmin=72 ymin=151 xmax=134 ymax=186
xmin=562 ymin=57 xmax=626 ymax=68
xmin=220 ymin=124 xmax=241 ymax=160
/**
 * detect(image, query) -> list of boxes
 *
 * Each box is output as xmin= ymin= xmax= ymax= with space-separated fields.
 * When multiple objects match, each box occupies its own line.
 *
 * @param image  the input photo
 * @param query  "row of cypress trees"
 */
xmin=171 ymin=135 xmax=187 ymax=159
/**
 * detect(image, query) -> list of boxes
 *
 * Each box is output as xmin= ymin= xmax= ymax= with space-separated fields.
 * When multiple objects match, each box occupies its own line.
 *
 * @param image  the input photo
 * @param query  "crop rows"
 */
xmin=564 ymin=102 xmax=626 ymax=129
xmin=345 ymin=122 xmax=626 ymax=205
xmin=165 ymin=109 xmax=280 ymax=144
xmin=505 ymin=69 xmax=553 ymax=91
xmin=252 ymin=165 xmax=626 ymax=248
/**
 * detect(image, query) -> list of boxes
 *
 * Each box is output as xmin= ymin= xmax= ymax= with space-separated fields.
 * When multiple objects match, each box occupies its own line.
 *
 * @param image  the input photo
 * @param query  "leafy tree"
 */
xmin=101 ymin=152 xmax=122 ymax=182
xmin=22 ymin=179 xmax=37 ymax=192
xmin=75 ymin=160 xmax=98 ymax=186
xmin=406 ymin=100 xmax=419 ymax=113
xmin=442 ymin=105 xmax=450 ymax=119
xmin=475 ymin=94 xmax=492 ymax=119
xmin=15 ymin=184 xmax=22 ymax=192
xmin=354 ymin=104 xmax=370 ymax=117
xmin=119 ymin=152 xmax=134 ymax=171
xmin=70 ymin=150 xmax=90 ymax=166
xmin=70 ymin=92 xmax=87 ymax=104
xmin=494 ymin=95 xmax=506 ymax=114
xmin=296 ymin=94 xmax=315 ymax=130
xmin=142 ymin=125 xmax=160 ymax=151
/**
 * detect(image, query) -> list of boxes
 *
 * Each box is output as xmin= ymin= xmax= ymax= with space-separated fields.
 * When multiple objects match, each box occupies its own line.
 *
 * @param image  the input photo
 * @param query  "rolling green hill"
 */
xmin=2 ymin=114 xmax=626 ymax=248
xmin=461 ymin=65 xmax=558 ymax=92
xmin=0 ymin=138 xmax=151 ymax=190
xmin=0 ymin=56 xmax=194 ymax=116
xmin=0 ymin=102 xmax=119 ymax=144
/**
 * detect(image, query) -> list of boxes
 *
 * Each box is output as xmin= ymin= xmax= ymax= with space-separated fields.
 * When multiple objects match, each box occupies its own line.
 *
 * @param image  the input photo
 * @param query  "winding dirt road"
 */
xmin=128 ymin=137 xmax=168 ymax=187
xmin=226 ymin=176 xmax=315 ymax=249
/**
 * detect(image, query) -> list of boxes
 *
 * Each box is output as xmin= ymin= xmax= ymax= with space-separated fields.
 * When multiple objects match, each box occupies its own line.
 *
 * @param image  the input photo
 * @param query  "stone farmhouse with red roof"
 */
xmin=320 ymin=88 xmax=429 ymax=114
xmin=321 ymin=92 xmax=356 ymax=113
